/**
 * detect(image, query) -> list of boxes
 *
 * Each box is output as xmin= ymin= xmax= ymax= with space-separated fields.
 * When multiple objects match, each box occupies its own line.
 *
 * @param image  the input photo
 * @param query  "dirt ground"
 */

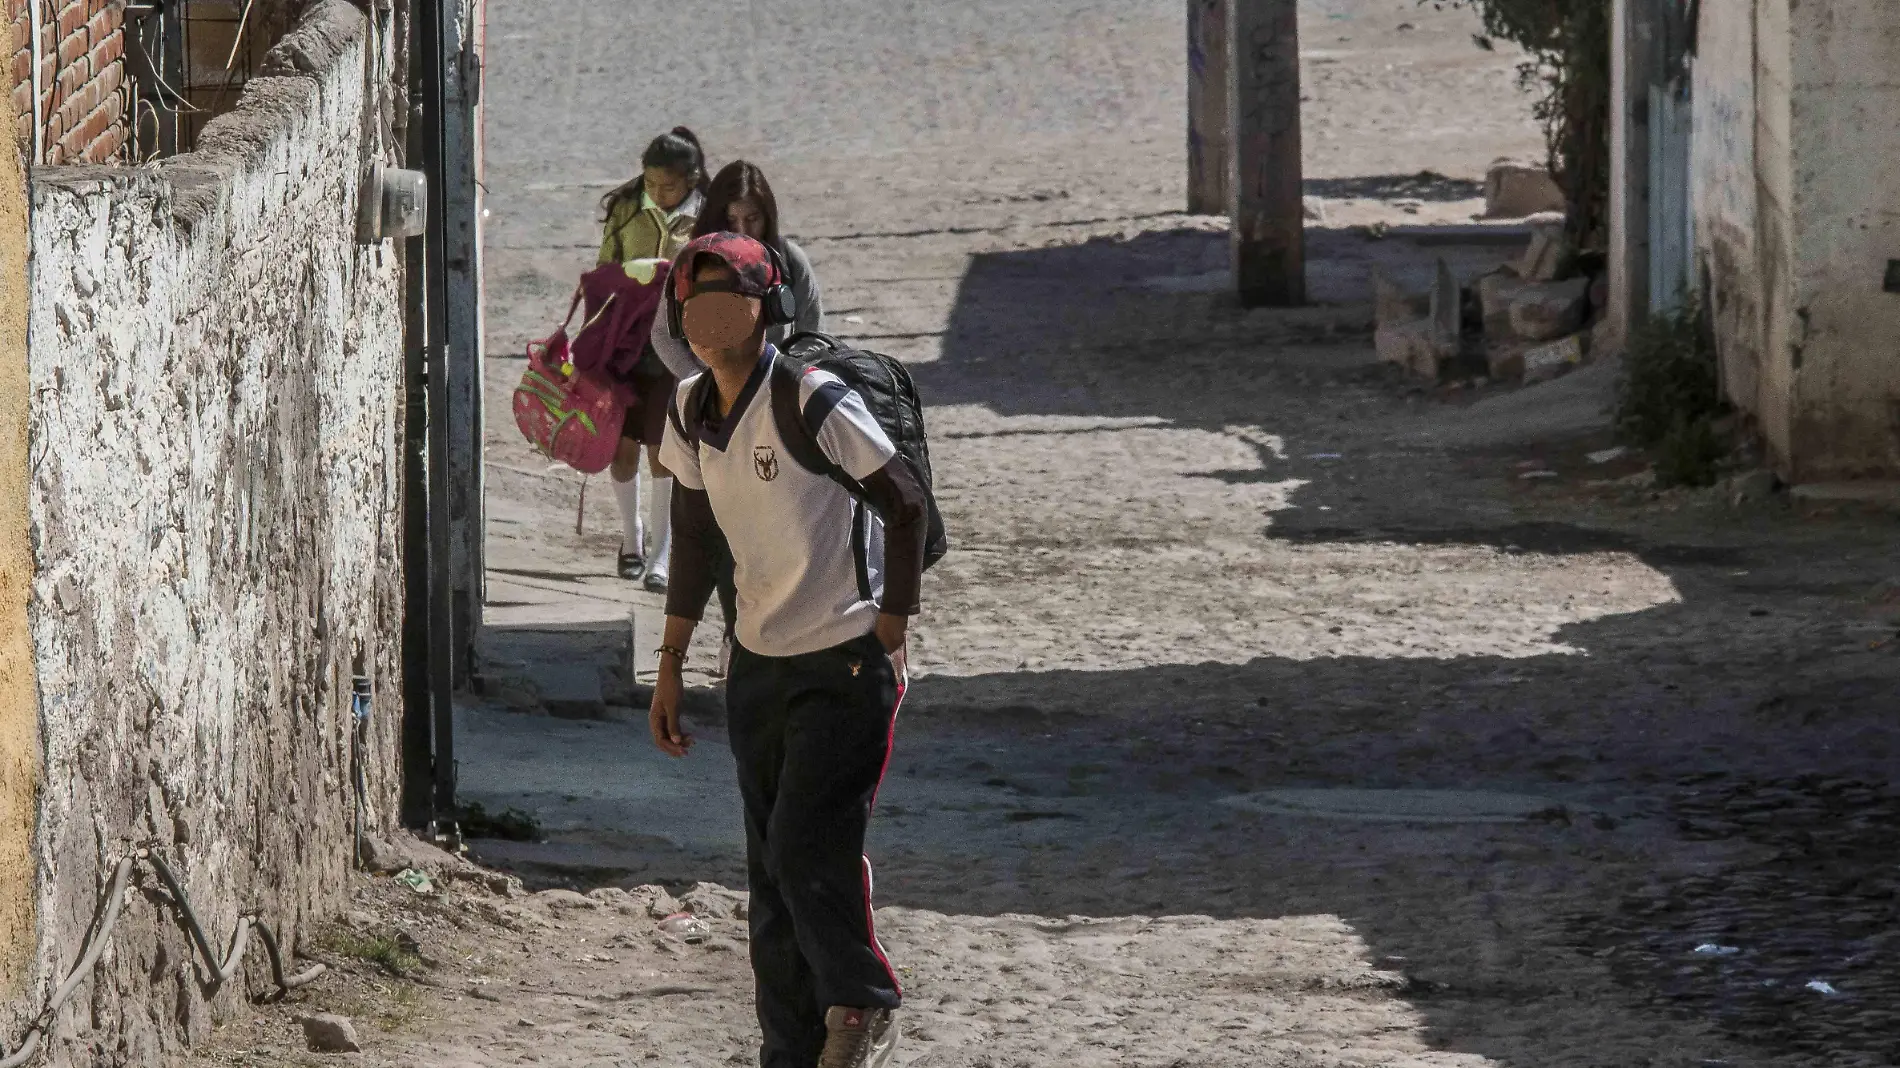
xmin=174 ymin=0 xmax=1900 ymax=1066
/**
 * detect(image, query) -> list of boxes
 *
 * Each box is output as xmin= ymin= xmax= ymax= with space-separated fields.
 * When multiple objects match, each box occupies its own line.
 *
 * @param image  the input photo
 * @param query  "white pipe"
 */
xmin=28 ymin=0 xmax=43 ymax=165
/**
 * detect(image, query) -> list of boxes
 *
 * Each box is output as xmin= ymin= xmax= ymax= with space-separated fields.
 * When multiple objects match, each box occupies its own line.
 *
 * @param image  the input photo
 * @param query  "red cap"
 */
xmin=672 ymin=232 xmax=780 ymax=303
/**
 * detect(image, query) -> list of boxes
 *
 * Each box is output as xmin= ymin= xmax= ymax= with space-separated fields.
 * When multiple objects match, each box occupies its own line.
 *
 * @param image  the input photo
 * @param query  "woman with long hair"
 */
xmin=693 ymin=160 xmax=823 ymax=341
xmin=598 ymin=127 xmax=708 ymax=589
xmin=646 ymin=160 xmax=826 ymax=676
xmin=649 ymin=160 xmax=824 ymax=382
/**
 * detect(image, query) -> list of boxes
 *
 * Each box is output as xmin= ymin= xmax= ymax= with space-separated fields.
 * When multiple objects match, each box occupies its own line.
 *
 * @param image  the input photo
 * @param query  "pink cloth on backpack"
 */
xmin=566 ymin=260 xmax=670 ymax=405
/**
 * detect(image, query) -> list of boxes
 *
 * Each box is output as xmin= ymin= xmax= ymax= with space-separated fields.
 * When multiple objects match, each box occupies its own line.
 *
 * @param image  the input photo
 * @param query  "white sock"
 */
xmin=613 ymin=467 xmax=643 ymax=555
xmin=645 ymin=476 xmax=674 ymax=576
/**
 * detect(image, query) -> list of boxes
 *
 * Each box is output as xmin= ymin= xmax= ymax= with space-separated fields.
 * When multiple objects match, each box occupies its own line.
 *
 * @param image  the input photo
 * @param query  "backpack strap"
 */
xmin=779 ymin=330 xmax=844 ymax=354
xmin=767 ymin=355 xmax=841 ymax=483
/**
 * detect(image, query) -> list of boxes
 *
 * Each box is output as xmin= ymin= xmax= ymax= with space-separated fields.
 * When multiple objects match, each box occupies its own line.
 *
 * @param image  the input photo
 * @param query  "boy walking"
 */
xmin=649 ymin=233 xmax=926 ymax=1068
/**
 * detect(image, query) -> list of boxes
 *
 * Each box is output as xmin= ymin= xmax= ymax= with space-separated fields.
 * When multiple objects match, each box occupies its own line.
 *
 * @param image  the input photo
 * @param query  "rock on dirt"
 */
xmin=1510 ymin=278 xmax=1590 ymax=342
xmin=1522 ymin=334 xmax=1586 ymax=384
xmin=1484 ymin=157 xmax=1564 ymax=218
xmin=535 ymin=888 xmax=599 ymax=911
xmin=624 ymin=883 xmax=684 ymax=919
xmin=362 ymin=831 xmax=495 ymax=885
xmin=679 ymin=882 xmax=748 ymax=920
xmin=1516 ymin=222 xmax=1572 ymax=282
xmin=360 ymin=834 xmax=420 ymax=874
xmin=1376 ymin=320 xmax=1457 ymax=380
xmin=299 ymin=1013 xmax=362 ymax=1053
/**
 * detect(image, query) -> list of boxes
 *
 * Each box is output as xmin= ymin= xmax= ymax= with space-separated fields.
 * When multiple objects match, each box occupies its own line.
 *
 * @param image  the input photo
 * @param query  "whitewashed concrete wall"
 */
xmin=1691 ymin=0 xmax=1900 ymax=481
xmin=19 ymin=2 xmax=404 ymax=1062
xmin=1783 ymin=1 xmax=1900 ymax=480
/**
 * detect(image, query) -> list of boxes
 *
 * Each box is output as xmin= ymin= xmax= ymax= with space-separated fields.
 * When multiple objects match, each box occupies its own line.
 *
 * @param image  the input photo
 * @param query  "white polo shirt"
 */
xmin=659 ymin=347 xmax=897 ymax=657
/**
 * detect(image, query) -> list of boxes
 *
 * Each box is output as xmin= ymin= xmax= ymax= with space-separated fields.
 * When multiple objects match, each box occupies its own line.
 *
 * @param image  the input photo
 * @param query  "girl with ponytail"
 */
xmin=597 ymin=126 xmax=710 ymax=587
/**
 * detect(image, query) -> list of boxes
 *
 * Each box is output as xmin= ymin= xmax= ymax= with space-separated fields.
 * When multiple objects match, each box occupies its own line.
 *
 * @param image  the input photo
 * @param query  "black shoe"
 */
xmin=643 ymin=569 xmax=669 ymax=593
xmin=618 ymin=551 xmax=645 ymax=580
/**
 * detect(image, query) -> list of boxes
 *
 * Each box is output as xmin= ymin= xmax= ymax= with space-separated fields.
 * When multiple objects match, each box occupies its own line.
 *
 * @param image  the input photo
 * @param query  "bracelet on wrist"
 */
xmin=656 ymin=645 xmax=688 ymax=665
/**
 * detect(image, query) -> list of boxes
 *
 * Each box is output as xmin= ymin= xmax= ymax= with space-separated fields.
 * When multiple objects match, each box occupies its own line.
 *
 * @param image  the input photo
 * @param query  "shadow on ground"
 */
xmin=465 ymin=219 xmax=1900 ymax=1066
xmin=887 ymin=561 xmax=1900 ymax=1065
xmin=1305 ymin=171 xmax=1487 ymax=202
xmin=902 ymin=222 xmax=1520 ymax=425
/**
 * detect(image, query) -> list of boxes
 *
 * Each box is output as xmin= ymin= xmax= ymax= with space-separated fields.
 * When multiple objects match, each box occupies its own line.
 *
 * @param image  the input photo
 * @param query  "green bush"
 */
xmin=1616 ymin=300 xmax=1728 ymax=488
xmin=1615 ymin=300 xmax=1722 ymax=446
xmin=1654 ymin=413 xmax=1725 ymax=488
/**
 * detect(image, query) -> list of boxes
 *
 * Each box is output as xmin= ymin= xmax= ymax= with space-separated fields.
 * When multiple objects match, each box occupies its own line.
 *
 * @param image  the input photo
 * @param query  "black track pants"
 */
xmin=726 ymin=630 xmax=904 ymax=1067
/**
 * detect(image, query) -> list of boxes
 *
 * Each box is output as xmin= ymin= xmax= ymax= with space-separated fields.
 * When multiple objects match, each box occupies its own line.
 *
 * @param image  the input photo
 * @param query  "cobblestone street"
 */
xmin=182 ymin=1 xmax=1900 ymax=1065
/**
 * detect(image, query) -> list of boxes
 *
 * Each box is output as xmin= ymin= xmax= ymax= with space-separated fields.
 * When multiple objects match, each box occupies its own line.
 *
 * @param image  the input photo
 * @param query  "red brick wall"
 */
xmin=6 ymin=0 xmax=128 ymax=165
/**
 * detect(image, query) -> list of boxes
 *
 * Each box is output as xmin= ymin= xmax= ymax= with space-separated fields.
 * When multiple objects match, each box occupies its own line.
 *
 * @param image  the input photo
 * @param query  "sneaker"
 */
xmin=642 ymin=568 xmax=668 ymax=593
xmin=818 ymin=1006 xmax=897 ymax=1068
xmin=617 ymin=551 xmax=645 ymax=581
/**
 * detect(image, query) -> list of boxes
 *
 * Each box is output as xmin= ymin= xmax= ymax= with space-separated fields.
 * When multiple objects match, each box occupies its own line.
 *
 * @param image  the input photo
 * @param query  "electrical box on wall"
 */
xmin=357 ymin=165 xmax=429 ymax=243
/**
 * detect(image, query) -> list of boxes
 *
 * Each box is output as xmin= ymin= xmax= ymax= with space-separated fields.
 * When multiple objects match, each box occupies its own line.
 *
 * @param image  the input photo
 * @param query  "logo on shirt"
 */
xmin=753 ymin=445 xmax=779 ymax=482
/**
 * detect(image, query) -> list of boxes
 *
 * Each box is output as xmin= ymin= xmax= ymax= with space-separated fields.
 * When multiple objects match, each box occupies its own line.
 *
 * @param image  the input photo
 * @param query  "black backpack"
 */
xmin=682 ymin=333 xmax=948 ymax=569
xmin=772 ymin=332 xmax=948 ymax=569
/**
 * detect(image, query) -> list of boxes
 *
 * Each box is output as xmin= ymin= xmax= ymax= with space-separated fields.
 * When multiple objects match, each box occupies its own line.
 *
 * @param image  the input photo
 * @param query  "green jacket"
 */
xmin=598 ymin=186 xmax=703 ymax=265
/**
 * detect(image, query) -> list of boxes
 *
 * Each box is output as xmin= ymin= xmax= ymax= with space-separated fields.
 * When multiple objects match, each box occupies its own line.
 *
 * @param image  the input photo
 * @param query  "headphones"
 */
xmin=666 ymin=238 xmax=797 ymax=339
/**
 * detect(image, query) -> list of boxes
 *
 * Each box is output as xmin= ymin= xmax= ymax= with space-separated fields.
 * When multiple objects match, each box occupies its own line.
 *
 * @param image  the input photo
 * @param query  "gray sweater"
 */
xmin=650 ymin=237 xmax=824 ymax=379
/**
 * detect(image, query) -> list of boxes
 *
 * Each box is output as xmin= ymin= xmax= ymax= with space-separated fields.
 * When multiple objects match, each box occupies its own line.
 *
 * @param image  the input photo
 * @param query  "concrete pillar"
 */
xmin=1608 ymin=0 xmax=1660 ymax=352
xmin=1187 ymin=0 xmax=1229 ymax=214
xmin=1227 ymin=0 xmax=1304 ymax=307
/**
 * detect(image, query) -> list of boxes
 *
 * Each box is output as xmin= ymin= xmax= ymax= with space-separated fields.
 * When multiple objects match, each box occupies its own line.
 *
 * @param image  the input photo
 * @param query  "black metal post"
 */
xmin=418 ymin=0 xmax=459 ymax=829
xmin=398 ymin=0 xmax=459 ymax=832
xmin=398 ymin=0 xmax=436 ymax=828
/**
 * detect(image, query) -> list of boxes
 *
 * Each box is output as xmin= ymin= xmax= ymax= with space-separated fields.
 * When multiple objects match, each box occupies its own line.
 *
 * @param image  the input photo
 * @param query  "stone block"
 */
xmin=1508 ymin=278 xmax=1590 ymax=342
xmin=1522 ymin=334 xmax=1586 ymax=384
xmin=522 ymin=662 xmax=605 ymax=720
xmin=1478 ymin=270 xmax=1528 ymax=341
xmin=1484 ymin=158 xmax=1564 ymax=218
xmin=1376 ymin=320 xmax=1457 ymax=380
xmin=1371 ymin=264 xmax=1428 ymax=329
xmin=1431 ymin=258 xmax=1459 ymax=339
xmin=1588 ymin=315 xmax=1623 ymax=363
xmin=1486 ymin=341 xmax=1529 ymax=382
xmin=1516 ymin=223 xmax=1571 ymax=283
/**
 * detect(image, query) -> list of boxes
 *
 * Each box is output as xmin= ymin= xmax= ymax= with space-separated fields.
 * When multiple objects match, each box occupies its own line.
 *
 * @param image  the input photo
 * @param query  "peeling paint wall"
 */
xmin=16 ymin=1 xmax=403 ymax=1062
xmin=1691 ymin=0 xmax=1900 ymax=481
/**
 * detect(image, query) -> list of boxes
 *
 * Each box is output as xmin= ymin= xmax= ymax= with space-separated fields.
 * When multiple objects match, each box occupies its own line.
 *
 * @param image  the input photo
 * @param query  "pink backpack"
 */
xmin=512 ymin=289 xmax=625 ymax=474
